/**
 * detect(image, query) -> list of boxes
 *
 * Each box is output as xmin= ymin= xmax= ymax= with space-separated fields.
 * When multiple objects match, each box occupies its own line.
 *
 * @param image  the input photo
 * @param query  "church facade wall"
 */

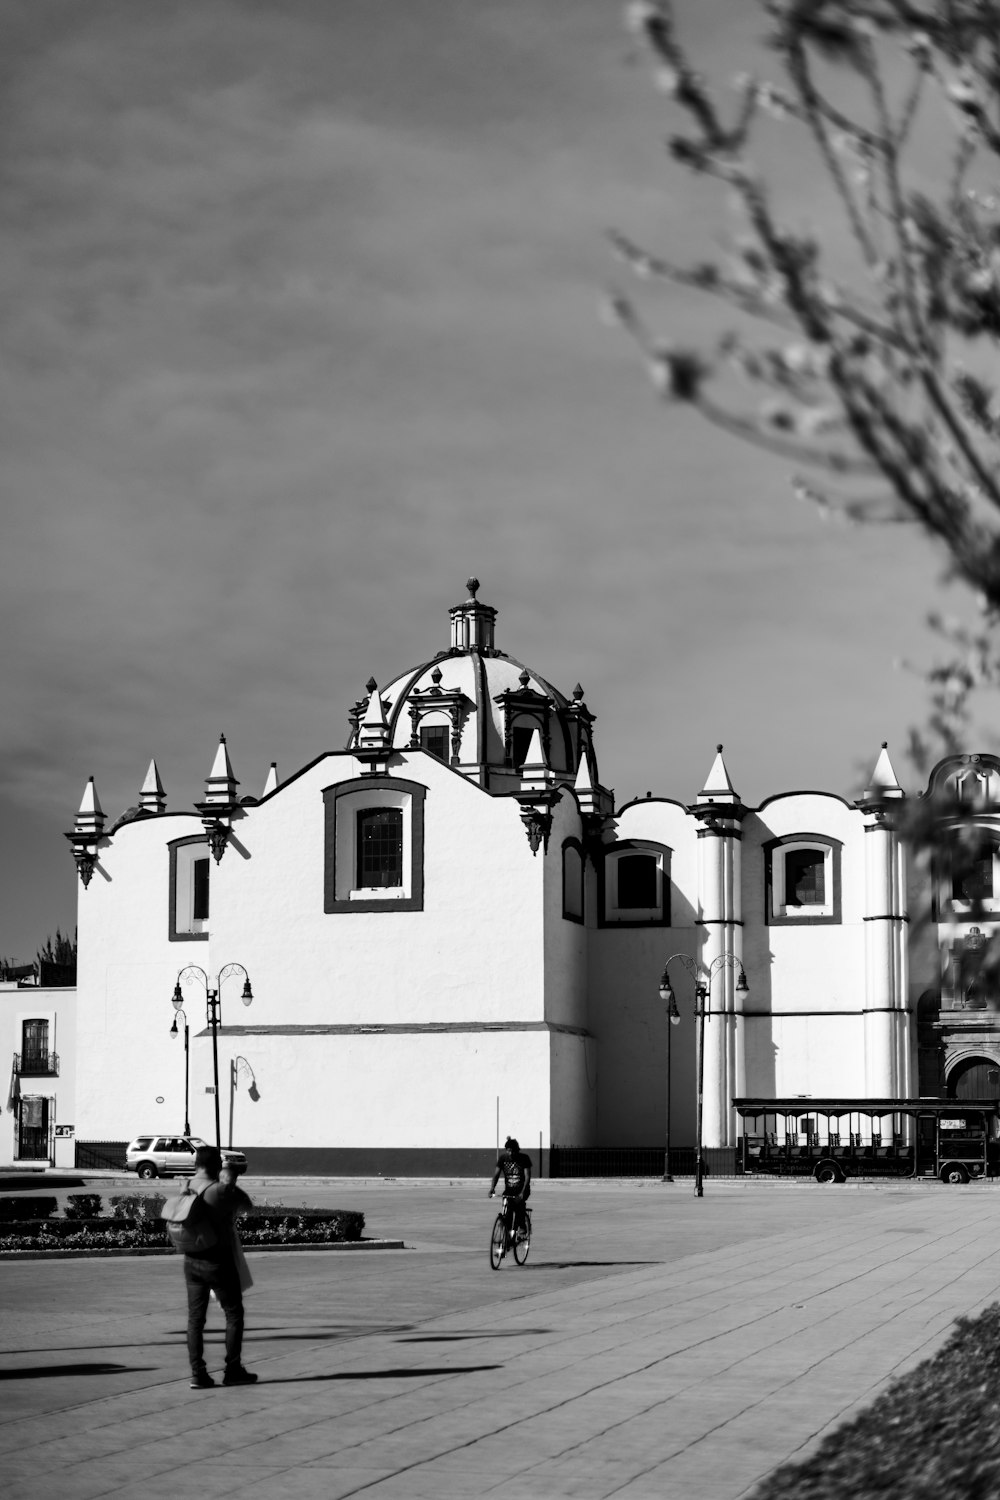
xmin=60 ymin=587 xmax=1000 ymax=1175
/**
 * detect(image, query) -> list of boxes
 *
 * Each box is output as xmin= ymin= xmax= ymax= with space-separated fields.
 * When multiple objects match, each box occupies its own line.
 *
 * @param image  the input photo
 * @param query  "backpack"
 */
xmin=161 ymin=1183 xmax=218 ymax=1255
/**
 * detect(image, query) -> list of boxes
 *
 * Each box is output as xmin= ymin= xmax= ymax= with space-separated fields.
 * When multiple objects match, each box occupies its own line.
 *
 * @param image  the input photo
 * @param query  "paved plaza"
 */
xmin=2 ymin=1177 xmax=1000 ymax=1499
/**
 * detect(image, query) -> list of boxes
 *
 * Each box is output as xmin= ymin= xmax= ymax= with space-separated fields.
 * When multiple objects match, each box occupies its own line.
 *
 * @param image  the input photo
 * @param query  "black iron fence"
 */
xmin=549 ymin=1146 xmax=740 ymax=1179
xmin=75 ymin=1141 xmax=128 ymax=1171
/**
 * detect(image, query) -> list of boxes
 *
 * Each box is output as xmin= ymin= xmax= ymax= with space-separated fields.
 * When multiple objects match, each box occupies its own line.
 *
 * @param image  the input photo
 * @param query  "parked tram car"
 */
xmin=734 ymin=1098 xmax=1000 ymax=1184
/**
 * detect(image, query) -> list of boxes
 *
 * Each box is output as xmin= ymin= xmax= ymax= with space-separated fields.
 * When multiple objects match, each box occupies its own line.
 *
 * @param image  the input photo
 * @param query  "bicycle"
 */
xmin=489 ymin=1192 xmax=531 ymax=1269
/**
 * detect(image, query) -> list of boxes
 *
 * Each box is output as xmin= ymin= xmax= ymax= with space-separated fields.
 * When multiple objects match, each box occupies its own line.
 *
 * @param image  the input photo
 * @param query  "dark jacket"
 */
xmin=187 ymin=1168 xmax=251 ymax=1262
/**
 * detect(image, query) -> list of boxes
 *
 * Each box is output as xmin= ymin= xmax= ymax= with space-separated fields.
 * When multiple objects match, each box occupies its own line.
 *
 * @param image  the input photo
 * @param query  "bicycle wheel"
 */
xmin=489 ymin=1214 xmax=506 ymax=1270
xmin=513 ymin=1216 xmax=531 ymax=1265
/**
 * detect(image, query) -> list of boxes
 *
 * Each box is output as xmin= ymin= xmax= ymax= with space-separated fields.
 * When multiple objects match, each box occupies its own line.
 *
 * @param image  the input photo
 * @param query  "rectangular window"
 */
xmin=601 ymin=843 xmax=670 ymax=926
xmin=953 ymin=845 xmax=996 ymax=902
xmin=785 ymin=849 xmax=825 ymax=906
xmin=193 ymin=858 xmax=210 ymax=921
xmin=357 ymin=808 xmax=403 ymax=889
xmin=21 ymin=1019 xmax=48 ymax=1069
xmin=419 ymin=725 xmax=449 ymax=761
xmin=766 ymin=838 xmax=840 ymax=925
xmin=169 ymin=838 xmax=211 ymax=941
xmin=617 ymin=854 xmax=658 ymax=910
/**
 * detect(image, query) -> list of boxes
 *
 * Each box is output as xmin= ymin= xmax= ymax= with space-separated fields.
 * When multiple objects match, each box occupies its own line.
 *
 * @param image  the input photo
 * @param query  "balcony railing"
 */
xmin=14 ymin=1051 xmax=59 ymax=1077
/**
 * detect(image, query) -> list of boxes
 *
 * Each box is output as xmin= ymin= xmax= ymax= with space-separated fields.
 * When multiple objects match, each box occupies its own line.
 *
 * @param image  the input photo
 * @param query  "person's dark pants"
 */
xmin=184 ymin=1256 xmax=244 ymax=1375
xmin=503 ymin=1194 xmax=527 ymax=1239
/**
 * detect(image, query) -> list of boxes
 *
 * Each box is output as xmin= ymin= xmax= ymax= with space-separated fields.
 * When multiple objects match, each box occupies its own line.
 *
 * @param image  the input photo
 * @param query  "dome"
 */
xmin=346 ymin=579 xmax=601 ymax=795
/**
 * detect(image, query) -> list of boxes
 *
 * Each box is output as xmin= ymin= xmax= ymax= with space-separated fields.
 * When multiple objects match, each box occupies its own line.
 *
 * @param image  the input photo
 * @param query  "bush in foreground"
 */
xmin=750 ymin=1303 xmax=1000 ymax=1500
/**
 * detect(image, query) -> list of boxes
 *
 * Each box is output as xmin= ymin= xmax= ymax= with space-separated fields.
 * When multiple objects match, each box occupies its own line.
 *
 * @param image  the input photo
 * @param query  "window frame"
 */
xmin=169 ymin=835 xmax=211 ymax=942
xmin=600 ymin=841 xmax=671 ymax=927
xmin=949 ymin=833 xmax=1000 ymax=912
xmin=418 ymin=721 xmax=449 ymax=762
xmin=765 ymin=834 xmax=842 ymax=926
xmin=324 ymin=777 xmax=426 ymax=914
xmin=356 ymin=806 xmax=405 ymax=889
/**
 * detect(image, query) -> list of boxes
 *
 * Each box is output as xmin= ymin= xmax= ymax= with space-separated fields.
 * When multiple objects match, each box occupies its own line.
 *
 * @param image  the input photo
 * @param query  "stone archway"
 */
xmin=947 ymin=1056 xmax=1000 ymax=1099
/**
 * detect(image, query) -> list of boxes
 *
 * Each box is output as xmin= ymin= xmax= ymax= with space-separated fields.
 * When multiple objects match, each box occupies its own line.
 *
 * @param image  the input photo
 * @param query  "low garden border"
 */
xmin=0 ymin=1191 xmax=400 ymax=1256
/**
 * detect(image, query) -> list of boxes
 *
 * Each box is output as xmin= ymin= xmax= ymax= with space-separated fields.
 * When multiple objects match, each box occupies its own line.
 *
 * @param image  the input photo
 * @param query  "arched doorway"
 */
xmin=947 ymin=1057 xmax=1000 ymax=1099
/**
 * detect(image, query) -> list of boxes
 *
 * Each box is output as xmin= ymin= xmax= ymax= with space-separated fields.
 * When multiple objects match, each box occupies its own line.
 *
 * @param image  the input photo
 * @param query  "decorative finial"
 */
xmin=882 ymin=740 xmax=888 ymax=748
xmin=366 ymin=676 xmax=378 ymax=693
xmin=573 ymin=683 xmax=584 ymax=701
xmin=431 ymin=665 xmax=443 ymax=685
xmin=467 ymin=577 xmax=480 ymax=598
xmin=519 ymin=668 xmax=530 ymax=687
xmin=717 ymin=743 xmax=723 ymax=752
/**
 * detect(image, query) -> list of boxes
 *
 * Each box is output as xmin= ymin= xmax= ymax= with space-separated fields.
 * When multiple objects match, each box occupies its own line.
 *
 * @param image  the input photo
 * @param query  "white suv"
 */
xmin=125 ymin=1135 xmax=247 ymax=1179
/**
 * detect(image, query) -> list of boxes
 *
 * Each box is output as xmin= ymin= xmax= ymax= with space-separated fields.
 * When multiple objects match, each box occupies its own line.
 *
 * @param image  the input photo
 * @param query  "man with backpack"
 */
xmin=181 ymin=1144 xmax=257 ymax=1389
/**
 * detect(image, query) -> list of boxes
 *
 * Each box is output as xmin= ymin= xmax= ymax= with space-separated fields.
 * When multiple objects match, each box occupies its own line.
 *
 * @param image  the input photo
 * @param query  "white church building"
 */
xmin=48 ymin=579 xmax=1000 ymax=1174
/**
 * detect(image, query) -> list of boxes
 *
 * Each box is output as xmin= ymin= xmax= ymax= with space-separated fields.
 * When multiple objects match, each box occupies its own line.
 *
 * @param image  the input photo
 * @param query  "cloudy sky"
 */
xmin=0 ymin=0 xmax=976 ymax=961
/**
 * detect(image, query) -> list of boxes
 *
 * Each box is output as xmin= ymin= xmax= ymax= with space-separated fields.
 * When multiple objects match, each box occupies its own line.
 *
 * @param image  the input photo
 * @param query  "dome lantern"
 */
xmin=449 ymin=576 xmax=497 ymax=653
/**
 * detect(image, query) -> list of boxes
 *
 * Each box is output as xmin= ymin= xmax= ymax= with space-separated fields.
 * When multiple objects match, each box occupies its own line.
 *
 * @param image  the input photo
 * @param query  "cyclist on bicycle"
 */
xmin=489 ymin=1136 xmax=532 ymax=1244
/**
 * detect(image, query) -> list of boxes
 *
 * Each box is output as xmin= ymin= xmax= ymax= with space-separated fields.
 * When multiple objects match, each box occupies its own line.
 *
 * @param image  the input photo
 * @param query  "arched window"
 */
xmin=765 ymin=835 xmax=841 ymax=925
xmin=325 ymin=777 xmax=426 ymax=913
xmin=511 ymin=721 xmax=538 ymax=770
xmin=562 ymin=841 xmax=584 ymax=923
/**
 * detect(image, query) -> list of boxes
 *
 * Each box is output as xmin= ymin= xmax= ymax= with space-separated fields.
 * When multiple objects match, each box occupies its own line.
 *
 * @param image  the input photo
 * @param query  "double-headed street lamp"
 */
xmin=169 ymin=1006 xmax=191 ymax=1135
xmin=659 ymin=952 xmax=749 ymax=1198
xmin=658 ymin=978 xmax=681 ymax=1181
xmin=172 ymin=963 xmax=253 ymax=1149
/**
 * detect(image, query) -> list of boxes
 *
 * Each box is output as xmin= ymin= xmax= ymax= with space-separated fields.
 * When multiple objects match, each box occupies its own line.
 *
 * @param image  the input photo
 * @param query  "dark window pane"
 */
xmin=357 ymin=807 xmax=403 ymax=888
xmin=786 ymin=849 xmax=825 ymax=906
xmin=563 ymin=846 xmax=584 ymax=919
xmin=617 ymin=854 xmax=658 ymax=910
xmin=193 ymin=858 xmax=210 ymax=920
xmin=953 ymin=843 xmax=995 ymax=901
xmin=22 ymin=1019 xmax=48 ymax=1055
xmin=511 ymin=726 xmax=535 ymax=769
xmin=419 ymin=725 xmax=449 ymax=761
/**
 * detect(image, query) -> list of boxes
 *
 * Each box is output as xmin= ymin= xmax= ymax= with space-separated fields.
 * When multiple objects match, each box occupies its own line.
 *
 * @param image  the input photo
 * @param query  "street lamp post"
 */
xmin=172 ymin=963 xmax=253 ymax=1149
xmin=659 ymin=952 xmax=749 ymax=1198
xmin=169 ymin=1006 xmax=191 ymax=1135
xmin=657 ymin=972 xmax=681 ymax=1181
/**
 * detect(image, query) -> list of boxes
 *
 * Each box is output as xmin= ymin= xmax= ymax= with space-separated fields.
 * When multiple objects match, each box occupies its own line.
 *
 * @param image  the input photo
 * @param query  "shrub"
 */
xmin=109 ymin=1192 xmax=165 ymax=1220
xmin=0 ymin=1196 xmax=57 ymax=1223
xmin=64 ymin=1193 xmax=103 ymax=1220
xmin=239 ymin=1209 xmax=364 ymax=1244
xmin=750 ymin=1302 xmax=1000 ymax=1500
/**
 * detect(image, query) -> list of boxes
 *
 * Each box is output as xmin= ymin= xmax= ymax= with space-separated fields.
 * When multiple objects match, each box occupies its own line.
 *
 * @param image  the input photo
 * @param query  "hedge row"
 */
xmin=0 ymin=1209 xmax=365 ymax=1254
xmin=0 ymin=1193 xmax=165 ymax=1223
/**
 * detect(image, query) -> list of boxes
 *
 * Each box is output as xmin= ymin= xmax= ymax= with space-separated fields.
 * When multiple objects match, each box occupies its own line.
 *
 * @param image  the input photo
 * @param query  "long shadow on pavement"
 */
xmin=0 ymin=1363 xmax=155 ymax=1379
xmin=262 ymin=1366 xmax=503 ymax=1382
